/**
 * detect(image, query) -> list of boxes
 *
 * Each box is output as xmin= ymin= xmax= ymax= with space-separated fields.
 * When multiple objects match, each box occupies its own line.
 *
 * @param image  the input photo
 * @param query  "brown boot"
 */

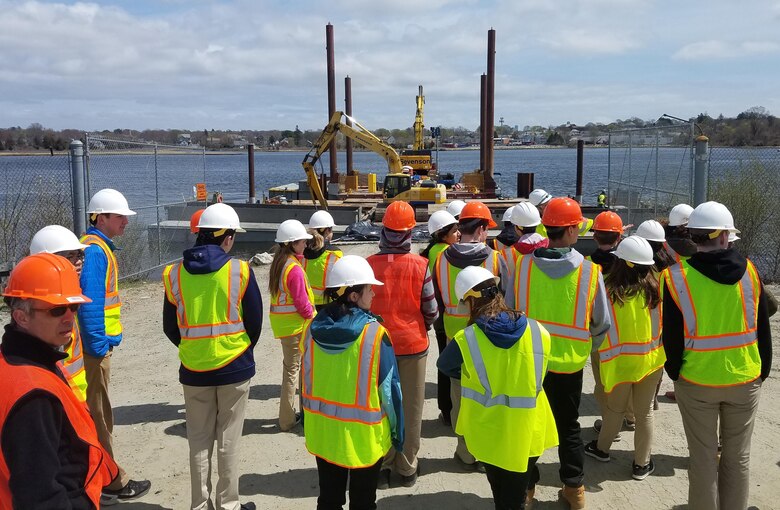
xmin=559 ymin=485 xmax=585 ymax=509
xmin=524 ymin=487 xmax=535 ymax=509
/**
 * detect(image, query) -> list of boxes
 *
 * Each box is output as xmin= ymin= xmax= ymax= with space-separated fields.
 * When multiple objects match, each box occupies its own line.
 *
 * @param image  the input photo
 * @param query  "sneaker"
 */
xmin=400 ymin=469 xmax=418 ymax=488
xmin=377 ymin=469 xmax=391 ymax=490
xmin=593 ymin=419 xmax=622 ymax=441
xmin=241 ymin=503 xmax=256 ymax=510
xmin=623 ymin=418 xmax=636 ymax=431
xmin=632 ymin=459 xmax=655 ymax=480
xmin=664 ymin=390 xmax=676 ymax=401
xmin=99 ymin=494 xmax=118 ymax=507
xmin=584 ymin=440 xmax=610 ymax=462
xmin=102 ymin=479 xmax=152 ymax=501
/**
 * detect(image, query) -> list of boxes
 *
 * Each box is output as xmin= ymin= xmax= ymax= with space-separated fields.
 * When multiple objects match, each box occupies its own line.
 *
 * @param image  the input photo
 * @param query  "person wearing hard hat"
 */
xmin=432 ymin=200 xmax=509 ymax=471
xmin=162 ymin=203 xmax=261 ymax=510
xmin=437 ymin=266 xmax=558 ymax=509
xmin=190 ymin=208 xmax=206 ymax=234
xmin=79 ymin=188 xmax=150 ymax=502
xmin=1 ymin=253 xmax=119 ymax=507
xmin=367 ymin=201 xmax=438 ymax=489
xmin=584 ymin=236 xmax=665 ymax=481
xmin=421 ymin=210 xmax=460 ymax=426
xmin=303 ymin=210 xmax=343 ymax=312
xmin=662 ymin=203 xmax=697 ymax=263
xmin=597 ymin=189 xmax=607 ymax=208
xmin=488 ymin=206 xmax=520 ymax=252
xmin=302 ymin=255 xmax=404 ymax=509
xmin=446 ymin=199 xmax=467 ymax=219
xmin=269 ymin=219 xmax=315 ymax=431
xmin=29 ymin=225 xmax=90 ymax=403
xmin=506 ymin=197 xmax=610 ymax=510
xmin=635 ymin=219 xmax=675 ymax=271
xmin=501 ymin=202 xmax=549 ymax=270
xmin=661 ymin=201 xmax=772 ymax=510
xmin=530 ymin=190 xmax=593 ymax=239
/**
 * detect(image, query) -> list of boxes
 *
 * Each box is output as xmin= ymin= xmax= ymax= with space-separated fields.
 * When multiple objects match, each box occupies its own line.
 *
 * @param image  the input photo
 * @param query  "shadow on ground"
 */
xmin=115 ymin=503 xmax=173 ymax=510
xmin=164 ymin=417 xmax=281 ymax=438
xmin=378 ymin=491 xmax=492 ymax=509
xmin=239 ymin=468 xmax=319 ymax=498
xmin=248 ymin=383 xmax=281 ymax=401
xmin=114 ymin=403 xmax=184 ymax=426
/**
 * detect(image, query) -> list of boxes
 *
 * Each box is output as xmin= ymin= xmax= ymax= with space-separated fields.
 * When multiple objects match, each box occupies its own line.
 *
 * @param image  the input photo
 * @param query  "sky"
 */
xmin=1 ymin=0 xmax=779 ymax=132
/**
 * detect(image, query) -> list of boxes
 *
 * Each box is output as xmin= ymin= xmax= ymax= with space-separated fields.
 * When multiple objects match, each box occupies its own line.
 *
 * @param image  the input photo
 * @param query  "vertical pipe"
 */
xmin=326 ymin=23 xmax=338 ymax=183
xmin=693 ymin=135 xmax=709 ymax=206
xmin=654 ymin=131 xmax=659 ymax=216
xmin=575 ymin=139 xmax=584 ymax=202
xmin=480 ymin=73 xmax=486 ymax=173
xmin=247 ymin=143 xmax=256 ymax=203
xmin=69 ymin=140 xmax=86 ymax=235
xmin=154 ymin=144 xmax=162 ymax=265
xmin=607 ymin=133 xmax=612 ymax=207
xmin=627 ymin=132 xmax=633 ymax=226
xmin=345 ymin=76 xmax=354 ymax=175
xmin=485 ymin=29 xmax=496 ymax=188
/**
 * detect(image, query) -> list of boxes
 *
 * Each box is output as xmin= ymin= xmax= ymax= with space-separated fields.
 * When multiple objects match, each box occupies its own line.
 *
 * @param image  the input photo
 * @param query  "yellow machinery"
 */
xmin=399 ymin=85 xmax=435 ymax=177
xmin=302 ymin=112 xmax=446 ymax=208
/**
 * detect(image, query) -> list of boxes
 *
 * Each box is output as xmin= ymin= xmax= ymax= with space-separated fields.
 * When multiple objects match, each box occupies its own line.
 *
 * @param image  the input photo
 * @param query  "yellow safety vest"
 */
xmin=536 ymin=218 xmax=593 ymax=238
xmin=663 ymin=260 xmax=761 ymax=387
xmin=303 ymin=249 xmax=343 ymax=306
xmin=80 ymin=234 xmax=122 ymax=337
xmin=63 ymin=320 xmax=87 ymax=403
xmin=513 ymin=254 xmax=599 ymax=373
xmin=597 ymin=294 xmax=665 ymax=393
xmin=163 ymin=259 xmax=252 ymax=372
xmin=435 ymin=249 xmax=500 ymax=339
xmin=426 ymin=243 xmax=448 ymax=274
xmin=454 ymin=321 xmax=558 ymax=473
xmin=301 ymin=320 xmax=391 ymax=468
xmin=270 ymin=257 xmax=315 ymax=339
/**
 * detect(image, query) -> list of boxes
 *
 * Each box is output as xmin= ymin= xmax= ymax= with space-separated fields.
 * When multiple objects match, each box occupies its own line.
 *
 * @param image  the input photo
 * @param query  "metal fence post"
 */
xmin=154 ymin=143 xmax=162 ymax=265
xmin=69 ymin=140 xmax=87 ymax=235
xmin=693 ymin=135 xmax=709 ymax=206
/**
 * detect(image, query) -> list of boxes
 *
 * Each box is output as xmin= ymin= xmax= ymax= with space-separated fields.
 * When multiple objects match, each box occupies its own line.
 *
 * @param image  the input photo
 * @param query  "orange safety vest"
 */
xmin=367 ymin=252 xmax=430 ymax=355
xmin=0 ymin=354 xmax=118 ymax=509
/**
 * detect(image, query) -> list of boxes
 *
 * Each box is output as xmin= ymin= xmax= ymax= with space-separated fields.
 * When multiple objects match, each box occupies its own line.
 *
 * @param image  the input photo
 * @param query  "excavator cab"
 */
xmin=383 ymin=174 xmax=412 ymax=200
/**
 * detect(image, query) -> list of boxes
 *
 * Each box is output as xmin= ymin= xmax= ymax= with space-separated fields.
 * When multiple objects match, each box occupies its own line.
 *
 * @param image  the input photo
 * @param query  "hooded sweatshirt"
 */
xmin=163 ymin=244 xmax=263 ymax=386
xmin=589 ymin=247 xmax=618 ymax=275
xmin=433 ymin=242 xmax=510 ymax=305
xmin=309 ymin=306 xmax=404 ymax=450
xmin=491 ymin=222 xmax=521 ymax=251
xmin=437 ymin=312 xmax=529 ymax=378
xmin=662 ymin=248 xmax=772 ymax=381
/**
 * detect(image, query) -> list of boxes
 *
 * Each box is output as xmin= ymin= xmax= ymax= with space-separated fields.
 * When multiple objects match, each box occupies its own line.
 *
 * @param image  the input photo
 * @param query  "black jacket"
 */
xmin=662 ymin=249 xmax=772 ymax=381
xmin=1 ymin=325 xmax=94 ymax=510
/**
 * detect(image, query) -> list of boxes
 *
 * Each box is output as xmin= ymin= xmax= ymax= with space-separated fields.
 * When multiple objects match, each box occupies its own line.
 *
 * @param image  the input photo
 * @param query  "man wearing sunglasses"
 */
xmin=78 ymin=188 xmax=151 ymax=503
xmin=1 ymin=253 xmax=119 ymax=507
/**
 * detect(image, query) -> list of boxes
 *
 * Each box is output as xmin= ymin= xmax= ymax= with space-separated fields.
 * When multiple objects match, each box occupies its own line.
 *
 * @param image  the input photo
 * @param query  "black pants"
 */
xmin=316 ymin=457 xmax=382 ymax=510
xmin=434 ymin=316 xmax=452 ymax=419
xmin=530 ymin=370 xmax=584 ymax=488
xmin=483 ymin=458 xmax=538 ymax=510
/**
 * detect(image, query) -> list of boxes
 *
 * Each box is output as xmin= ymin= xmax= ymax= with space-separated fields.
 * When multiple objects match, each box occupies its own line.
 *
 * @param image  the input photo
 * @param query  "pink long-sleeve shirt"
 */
xmin=286 ymin=254 xmax=315 ymax=319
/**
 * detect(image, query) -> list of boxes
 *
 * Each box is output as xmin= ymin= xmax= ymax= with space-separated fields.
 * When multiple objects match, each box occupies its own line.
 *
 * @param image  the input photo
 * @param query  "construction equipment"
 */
xmin=400 ymin=85 xmax=435 ymax=178
xmin=302 ymin=111 xmax=446 ymax=208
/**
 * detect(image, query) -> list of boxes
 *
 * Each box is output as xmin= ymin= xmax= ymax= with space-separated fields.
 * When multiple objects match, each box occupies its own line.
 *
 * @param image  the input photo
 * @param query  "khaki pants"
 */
xmin=84 ymin=350 xmax=129 ymax=490
xmin=184 ymin=380 xmax=250 ymax=510
xmin=279 ymin=335 xmax=301 ymax=431
xmin=597 ymin=368 xmax=662 ymax=466
xmin=675 ymin=378 xmax=762 ymax=510
xmin=591 ymin=351 xmax=634 ymax=422
xmin=383 ymin=352 xmax=427 ymax=476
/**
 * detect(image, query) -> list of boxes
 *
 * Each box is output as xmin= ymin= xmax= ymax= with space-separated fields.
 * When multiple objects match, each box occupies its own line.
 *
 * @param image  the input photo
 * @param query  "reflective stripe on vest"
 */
xmin=80 ymin=234 xmax=122 ymax=338
xmin=270 ymin=257 xmax=314 ymax=338
xmin=62 ymin=321 xmax=88 ymax=402
xmin=437 ymin=249 xmax=499 ymax=318
xmin=460 ymin=321 xmax=544 ymax=409
xmin=599 ymin=306 xmax=661 ymax=362
xmin=663 ymin=243 xmax=682 ymax=265
xmin=303 ymin=250 xmax=341 ymax=304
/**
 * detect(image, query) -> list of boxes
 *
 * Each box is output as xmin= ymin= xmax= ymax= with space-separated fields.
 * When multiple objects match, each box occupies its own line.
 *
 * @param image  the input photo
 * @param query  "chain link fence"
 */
xmin=85 ymin=134 xmax=207 ymax=279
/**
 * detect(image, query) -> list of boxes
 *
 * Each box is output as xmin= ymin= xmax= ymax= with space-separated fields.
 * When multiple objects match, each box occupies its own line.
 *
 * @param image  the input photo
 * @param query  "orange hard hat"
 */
xmin=541 ymin=197 xmax=584 ymax=227
xmin=190 ymin=209 xmax=205 ymax=233
xmin=383 ymin=201 xmax=416 ymax=231
xmin=2 ymin=253 xmax=91 ymax=306
xmin=592 ymin=211 xmax=623 ymax=233
xmin=459 ymin=201 xmax=498 ymax=228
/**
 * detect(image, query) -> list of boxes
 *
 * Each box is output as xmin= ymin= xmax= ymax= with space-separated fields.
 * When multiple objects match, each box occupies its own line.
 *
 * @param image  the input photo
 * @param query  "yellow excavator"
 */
xmin=302 ymin=111 xmax=446 ymax=209
xmin=399 ymin=85 xmax=435 ymax=177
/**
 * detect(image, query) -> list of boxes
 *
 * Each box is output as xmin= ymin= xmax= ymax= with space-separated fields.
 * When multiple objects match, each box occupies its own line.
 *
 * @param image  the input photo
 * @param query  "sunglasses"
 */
xmin=32 ymin=304 xmax=81 ymax=317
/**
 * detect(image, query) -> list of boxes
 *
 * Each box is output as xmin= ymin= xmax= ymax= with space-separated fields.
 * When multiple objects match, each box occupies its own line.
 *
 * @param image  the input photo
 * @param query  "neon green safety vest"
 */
xmin=598 ymin=294 xmax=665 ymax=393
xmin=513 ymin=254 xmax=600 ymax=373
xmin=163 ymin=259 xmax=252 ymax=371
xmin=426 ymin=242 xmax=448 ymax=274
xmin=301 ymin=320 xmax=391 ymax=468
xmin=269 ymin=257 xmax=315 ymax=338
xmin=663 ymin=259 xmax=761 ymax=387
xmin=303 ymin=249 xmax=343 ymax=306
xmin=63 ymin=320 xmax=87 ymax=403
xmin=454 ymin=322 xmax=558 ymax=473
xmin=435 ymin=249 xmax=500 ymax=339
xmin=80 ymin=234 xmax=122 ymax=337
xmin=536 ymin=218 xmax=593 ymax=239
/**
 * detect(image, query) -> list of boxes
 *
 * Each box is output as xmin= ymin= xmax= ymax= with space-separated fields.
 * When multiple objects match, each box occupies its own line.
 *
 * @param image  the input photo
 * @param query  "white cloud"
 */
xmin=673 ymin=40 xmax=780 ymax=60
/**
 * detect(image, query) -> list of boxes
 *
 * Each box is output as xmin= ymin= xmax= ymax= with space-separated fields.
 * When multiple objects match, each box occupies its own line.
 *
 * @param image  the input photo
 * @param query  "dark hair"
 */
xmin=648 ymin=240 xmax=675 ymax=271
xmin=593 ymin=231 xmax=620 ymax=246
xmin=466 ymin=279 xmax=522 ymax=325
xmin=458 ymin=218 xmax=488 ymax=236
xmin=196 ymin=228 xmax=236 ymax=247
xmin=544 ymin=226 xmax=567 ymax=241
xmin=421 ymin=223 xmax=458 ymax=258
xmin=519 ymin=226 xmax=537 ymax=236
xmin=604 ymin=259 xmax=660 ymax=309
xmin=322 ymin=284 xmax=370 ymax=320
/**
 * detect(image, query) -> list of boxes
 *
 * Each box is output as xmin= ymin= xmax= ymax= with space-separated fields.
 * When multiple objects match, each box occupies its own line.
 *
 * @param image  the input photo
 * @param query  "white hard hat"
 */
xmin=87 ymin=188 xmax=136 ymax=216
xmin=455 ymin=265 xmax=500 ymax=301
xmin=668 ymin=203 xmax=694 ymax=227
xmin=326 ymin=255 xmax=383 ymax=288
xmin=308 ymin=210 xmax=336 ymax=229
xmin=30 ymin=225 xmax=88 ymax=254
xmin=198 ymin=203 xmax=246 ymax=232
xmin=501 ymin=206 xmax=515 ymax=223
xmin=529 ymin=189 xmax=552 ymax=207
xmin=275 ymin=219 xmax=312 ymax=243
xmin=428 ymin=210 xmax=458 ymax=235
xmin=635 ymin=220 xmax=666 ymax=242
xmin=615 ymin=235 xmax=655 ymax=266
xmin=511 ymin=202 xmax=541 ymax=228
xmin=401 ymin=165 xmax=413 ymax=174
xmin=688 ymin=201 xmax=740 ymax=233
xmin=729 ymin=232 xmax=740 ymax=243
xmin=447 ymin=200 xmax=467 ymax=218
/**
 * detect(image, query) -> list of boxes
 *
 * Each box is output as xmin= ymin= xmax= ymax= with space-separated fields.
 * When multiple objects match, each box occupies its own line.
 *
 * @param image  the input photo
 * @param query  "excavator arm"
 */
xmin=413 ymin=85 xmax=425 ymax=151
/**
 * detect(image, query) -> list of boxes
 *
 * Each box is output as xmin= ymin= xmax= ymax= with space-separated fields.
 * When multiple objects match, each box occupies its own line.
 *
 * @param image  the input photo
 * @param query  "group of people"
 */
xmin=0 ymin=185 xmax=772 ymax=510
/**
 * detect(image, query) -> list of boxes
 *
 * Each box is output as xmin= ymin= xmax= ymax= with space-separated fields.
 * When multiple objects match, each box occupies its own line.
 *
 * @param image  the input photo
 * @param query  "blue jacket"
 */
xmin=78 ymin=227 xmax=121 ymax=357
xmin=310 ymin=306 xmax=405 ymax=451
xmin=162 ymin=244 xmax=263 ymax=386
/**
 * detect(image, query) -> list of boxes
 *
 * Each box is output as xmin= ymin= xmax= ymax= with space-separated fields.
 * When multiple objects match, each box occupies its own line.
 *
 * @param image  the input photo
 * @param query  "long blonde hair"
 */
xmin=268 ymin=243 xmax=296 ymax=297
